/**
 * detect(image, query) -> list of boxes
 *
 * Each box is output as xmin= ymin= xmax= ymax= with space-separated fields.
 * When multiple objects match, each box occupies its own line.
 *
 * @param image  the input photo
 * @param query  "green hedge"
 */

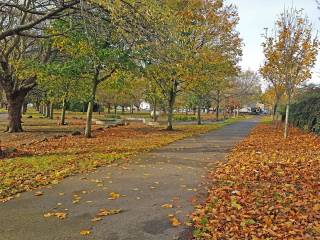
xmin=289 ymin=96 xmax=320 ymax=133
xmin=174 ymin=115 xmax=198 ymax=121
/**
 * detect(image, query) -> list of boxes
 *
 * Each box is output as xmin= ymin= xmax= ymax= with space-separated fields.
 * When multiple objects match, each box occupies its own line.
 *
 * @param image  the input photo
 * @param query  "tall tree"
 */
xmin=0 ymin=0 xmax=79 ymax=132
xmin=261 ymin=8 xmax=319 ymax=138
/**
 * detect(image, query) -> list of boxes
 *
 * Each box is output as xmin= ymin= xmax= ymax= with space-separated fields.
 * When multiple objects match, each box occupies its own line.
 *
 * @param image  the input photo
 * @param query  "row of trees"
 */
xmin=0 ymin=0 xmax=261 ymax=138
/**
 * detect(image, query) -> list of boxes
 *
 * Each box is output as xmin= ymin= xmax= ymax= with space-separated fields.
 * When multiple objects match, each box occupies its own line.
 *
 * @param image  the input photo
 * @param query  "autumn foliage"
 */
xmin=192 ymin=124 xmax=320 ymax=239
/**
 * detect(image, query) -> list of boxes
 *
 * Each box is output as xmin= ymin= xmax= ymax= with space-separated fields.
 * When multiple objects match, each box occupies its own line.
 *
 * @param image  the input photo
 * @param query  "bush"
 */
xmin=289 ymin=96 xmax=320 ymax=134
xmin=174 ymin=115 xmax=198 ymax=121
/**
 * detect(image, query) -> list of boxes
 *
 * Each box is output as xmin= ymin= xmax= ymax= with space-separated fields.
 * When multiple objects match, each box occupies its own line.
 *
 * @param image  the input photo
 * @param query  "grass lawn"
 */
xmin=0 ymin=116 xmax=248 ymax=202
xmin=192 ymin=123 xmax=320 ymax=239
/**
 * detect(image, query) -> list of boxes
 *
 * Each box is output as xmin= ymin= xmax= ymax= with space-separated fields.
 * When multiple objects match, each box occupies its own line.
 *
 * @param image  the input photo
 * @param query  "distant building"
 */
xmin=140 ymin=101 xmax=151 ymax=111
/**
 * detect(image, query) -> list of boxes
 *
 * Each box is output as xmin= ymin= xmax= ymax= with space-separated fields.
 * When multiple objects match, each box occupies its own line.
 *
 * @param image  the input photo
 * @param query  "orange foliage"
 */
xmin=192 ymin=124 xmax=320 ymax=239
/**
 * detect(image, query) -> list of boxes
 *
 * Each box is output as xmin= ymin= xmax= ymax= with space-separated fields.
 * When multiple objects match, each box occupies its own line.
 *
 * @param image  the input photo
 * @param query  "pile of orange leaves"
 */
xmin=192 ymin=124 xmax=320 ymax=239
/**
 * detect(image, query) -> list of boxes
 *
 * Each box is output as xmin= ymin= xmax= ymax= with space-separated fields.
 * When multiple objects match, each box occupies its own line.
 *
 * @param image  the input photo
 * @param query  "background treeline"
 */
xmin=0 ymin=0 xmax=263 ymax=138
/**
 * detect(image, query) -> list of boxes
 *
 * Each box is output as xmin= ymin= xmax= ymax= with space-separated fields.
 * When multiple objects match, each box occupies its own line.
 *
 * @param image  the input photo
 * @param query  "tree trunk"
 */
xmin=60 ymin=98 xmax=67 ymax=125
xmin=216 ymin=106 xmax=219 ymax=121
xmin=85 ymin=78 xmax=98 ymax=138
xmin=35 ymin=102 xmax=40 ymax=112
xmin=121 ymin=105 xmax=125 ymax=113
xmin=167 ymin=104 xmax=174 ymax=130
xmin=272 ymin=103 xmax=277 ymax=122
xmin=107 ymin=103 xmax=111 ymax=114
xmin=167 ymin=91 xmax=176 ymax=131
xmin=22 ymin=102 xmax=28 ymax=115
xmin=197 ymin=105 xmax=201 ymax=125
xmin=49 ymin=102 xmax=54 ymax=119
xmin=130 ymin=104 xmax=134 ymax=114
xmin=82 ymin=103 xmax=85 ymax=114
xmin=45 ymin=103 xmax=50 ymax=118
xmin=7 ymin=94 xmax=25 ymax=132
xmin=153 ymin=99 xmax=157 ymax=122
xmin=284 ymin=98 xmax=291 ymax=139
xmin=114 ymin=105 xmax=117 ymax=115
xmin=216 ymin=90 xmax=221 ymax=121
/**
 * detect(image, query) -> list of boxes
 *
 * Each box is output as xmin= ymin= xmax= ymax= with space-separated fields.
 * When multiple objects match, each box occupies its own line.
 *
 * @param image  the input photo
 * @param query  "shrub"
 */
xmin=173 ymin=115 xmax=198 ymax=121
xmin=289 ymin=96 xmax=320 ymax=134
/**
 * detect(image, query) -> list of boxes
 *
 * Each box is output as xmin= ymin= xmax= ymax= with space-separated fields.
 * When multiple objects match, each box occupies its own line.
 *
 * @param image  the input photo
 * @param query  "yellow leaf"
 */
xmin=161 ymin=204 xmax=173 ymax=208
xmin=91 ymin=217 xmax=102 ymax=222
xmin=44 ymin=212 xmax=67 ymax=220
xmin=80 ymin=230 xmax=91 ymax=236
xmin=168 ymin=215 xmax=181 ymax=227
xmin=108 ymin=192 xmax=120 ymax=200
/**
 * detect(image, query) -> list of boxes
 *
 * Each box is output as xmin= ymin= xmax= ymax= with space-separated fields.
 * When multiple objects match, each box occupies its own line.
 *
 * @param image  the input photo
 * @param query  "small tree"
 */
xmin=261 ymin=8 xmax=318 ymax=138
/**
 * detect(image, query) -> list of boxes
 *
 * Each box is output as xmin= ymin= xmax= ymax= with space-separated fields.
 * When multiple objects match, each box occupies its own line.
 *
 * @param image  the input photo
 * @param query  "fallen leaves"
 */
xmin=161 ymin=204 xmax=173 ymax=208
xmin=34 ymin=191 xmax=43 ymax=196
xmin=91 ymin=217 xmax=102 ymax=222
xmin=44 ymin=212 xmax=67 ymax=220
xmin=168 ymin=214 xmax=181 ymax=227
xmin=192 ymin=124 xmax=320 ymax=239
xmin=80 ymin=230 xmax=91 ymax=236
xmin=108 ymin=192 xmax=120 ymax=200
xmin=96 ymin=208 xmax=122 ymax=217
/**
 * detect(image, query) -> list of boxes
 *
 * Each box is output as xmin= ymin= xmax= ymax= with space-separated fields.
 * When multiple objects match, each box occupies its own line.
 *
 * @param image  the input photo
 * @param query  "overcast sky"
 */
xmin=226 ymin=0 xmax=320 ymax=85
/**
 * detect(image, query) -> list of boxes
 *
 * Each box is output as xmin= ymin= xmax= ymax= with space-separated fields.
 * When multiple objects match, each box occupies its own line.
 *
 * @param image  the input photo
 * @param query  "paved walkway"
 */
xmin=0 ymin=118 xmax=259 ymax=240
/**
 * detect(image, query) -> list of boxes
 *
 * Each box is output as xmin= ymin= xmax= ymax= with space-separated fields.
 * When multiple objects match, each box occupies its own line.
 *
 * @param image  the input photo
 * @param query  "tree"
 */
xmin=186 ymin=49 xmax=239 ymax=124
xmin=261 ymin=8 xmax=319 ymax=138
xmin=233 ymin=70 xmax=262 ymax=107
xmin=260 ymin=31 xmax=285 ymax=121
xmin=145 ymin=0 xmax=242 ymax=130
xmin=0 ymin=0 xmax=79 ymax=132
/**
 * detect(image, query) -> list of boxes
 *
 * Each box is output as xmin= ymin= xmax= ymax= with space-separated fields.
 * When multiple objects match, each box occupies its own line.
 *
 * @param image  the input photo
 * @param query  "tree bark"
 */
xmin=22 ymin=102 xmax=28 ymax=115
xmin=60 ymin=98 xmax=67 ymax=125
xmin=82 ymin=103 xmax=85 ymax=114
xmin=130 ymin=104 xmax=134 ymax=114
xmin=45 ymin=103 xmax=50 ymax=118
xmin=197 ymin=105 xmax=201 ymax=125
xmin=153 ymin=99 xmax=157 ymax=122
xmin=215 ymin=91 xmax=221 ymax=121
xmin=49 ymin=102 xmax=54 ymax=119
xmin=7 ymin=93 xmax=25 ymax=132
xmin=167 ymin=104 xmax=174 ymax=130
xmin=85 ymin=77 xmax=98 ymax=138
xmin=284 ymin=97 xmax=291 ymax=139
xmin=35 ymin=102 xmax=40 ymax=112
xmin=272 ymin=103 xmax=277 ymax=122
xmin=167 ymin=88 xmax=176 ymax=131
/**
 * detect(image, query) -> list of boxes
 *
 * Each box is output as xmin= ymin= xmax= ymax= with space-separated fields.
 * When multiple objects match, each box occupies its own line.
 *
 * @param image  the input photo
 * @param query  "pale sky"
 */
xmin=226 ymin=0 xmax=320 ymax=85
